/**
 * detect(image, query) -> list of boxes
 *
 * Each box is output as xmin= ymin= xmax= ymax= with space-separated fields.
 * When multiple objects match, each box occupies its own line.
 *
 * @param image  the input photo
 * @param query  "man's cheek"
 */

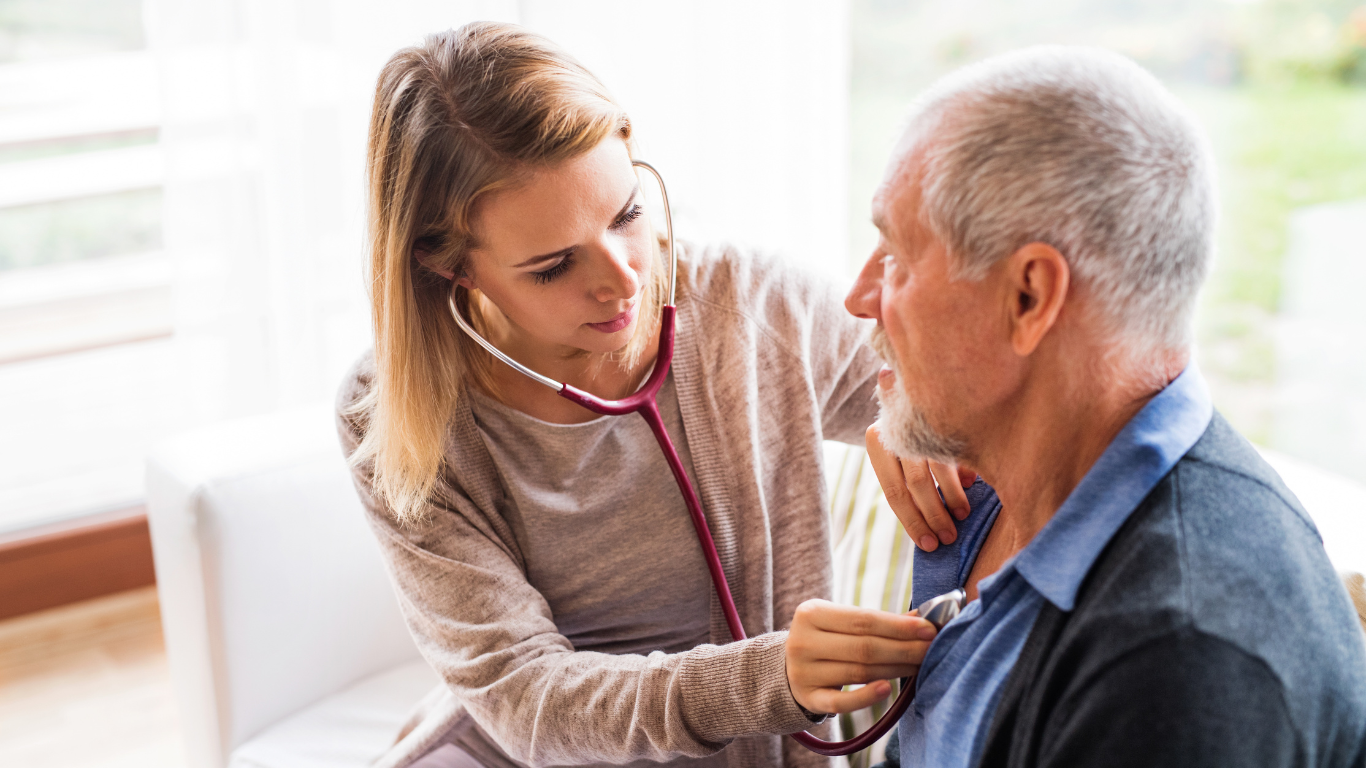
xmin=883 ymin=309 xmax=919 ymax=365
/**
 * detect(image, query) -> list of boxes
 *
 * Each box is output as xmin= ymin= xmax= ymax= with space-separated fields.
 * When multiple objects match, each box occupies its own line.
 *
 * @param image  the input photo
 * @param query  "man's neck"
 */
xmin=965 ymin=350 xmax=1186 ymax=598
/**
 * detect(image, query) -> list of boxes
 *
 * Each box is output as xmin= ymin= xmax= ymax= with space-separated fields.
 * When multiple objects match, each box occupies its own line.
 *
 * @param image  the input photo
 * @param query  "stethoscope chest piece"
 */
xmin=917 ymin=588 xmax=967 ymax=630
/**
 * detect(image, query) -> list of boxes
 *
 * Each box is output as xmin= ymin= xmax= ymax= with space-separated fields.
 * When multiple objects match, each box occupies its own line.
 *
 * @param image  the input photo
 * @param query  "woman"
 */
xmin=338 ymin=22 xmax=966 ymax=768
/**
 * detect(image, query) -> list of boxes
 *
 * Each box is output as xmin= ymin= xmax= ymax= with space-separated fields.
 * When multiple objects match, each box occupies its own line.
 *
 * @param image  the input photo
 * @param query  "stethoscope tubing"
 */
xmin=443 ymin=159 xmax=906 ymax=757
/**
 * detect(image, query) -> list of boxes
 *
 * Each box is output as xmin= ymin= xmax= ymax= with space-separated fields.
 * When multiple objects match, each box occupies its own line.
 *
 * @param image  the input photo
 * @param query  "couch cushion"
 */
xmin=227 ymin=660 xmax=439 ymax=768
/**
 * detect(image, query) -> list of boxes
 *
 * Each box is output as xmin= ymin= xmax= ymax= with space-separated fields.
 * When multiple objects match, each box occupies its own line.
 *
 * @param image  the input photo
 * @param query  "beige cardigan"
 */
xmin=337 ymin=244 xmax=882 ymax=768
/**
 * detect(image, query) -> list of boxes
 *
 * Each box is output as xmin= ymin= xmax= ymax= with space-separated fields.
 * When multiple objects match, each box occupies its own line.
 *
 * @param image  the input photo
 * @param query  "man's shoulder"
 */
xmin=1059 ymin=412 xmax=1366 ymax=756
xmin=1076 ymin=412 xmax=1351 ymax=629
xmin=1179 ymin=411 xmax=1310 ymax=522
xmin=1161 ymin=414 xmax=1355 ymax=656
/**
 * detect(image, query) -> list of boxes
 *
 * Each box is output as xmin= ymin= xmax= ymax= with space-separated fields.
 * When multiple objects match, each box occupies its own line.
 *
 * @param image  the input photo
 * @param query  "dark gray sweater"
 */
xmin=885 ymin=414 xmax=1366 ymax=767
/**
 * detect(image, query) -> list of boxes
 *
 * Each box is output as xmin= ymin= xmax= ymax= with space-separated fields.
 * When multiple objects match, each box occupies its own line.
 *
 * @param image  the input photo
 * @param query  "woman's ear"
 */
xmin=412 ymin=246 xmax=457 ymax=281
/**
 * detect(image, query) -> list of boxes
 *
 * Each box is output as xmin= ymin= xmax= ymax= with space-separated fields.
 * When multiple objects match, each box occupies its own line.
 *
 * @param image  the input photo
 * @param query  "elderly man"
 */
xmin=845 ymin=47 xmax=1366 ymax=767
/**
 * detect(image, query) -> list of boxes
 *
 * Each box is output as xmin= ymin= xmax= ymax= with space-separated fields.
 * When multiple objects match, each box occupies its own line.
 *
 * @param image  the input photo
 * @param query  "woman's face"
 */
xmin=462 ymin=136 xmax=653 ymax=359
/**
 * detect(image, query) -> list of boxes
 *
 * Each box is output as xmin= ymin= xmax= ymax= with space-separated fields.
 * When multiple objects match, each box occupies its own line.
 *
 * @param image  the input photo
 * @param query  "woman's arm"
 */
xmin=803 ymin=277 xmax=883 ymax=447
xmin=337 ymin=398 xmax=814 ymax=767
xmin=363 ymin=501 xmax=814 ymax=766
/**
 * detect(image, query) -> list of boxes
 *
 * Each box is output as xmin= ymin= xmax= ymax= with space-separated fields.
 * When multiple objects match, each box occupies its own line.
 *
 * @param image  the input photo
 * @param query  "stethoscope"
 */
xmin=438 ymin=159 xmax=966 ymax=757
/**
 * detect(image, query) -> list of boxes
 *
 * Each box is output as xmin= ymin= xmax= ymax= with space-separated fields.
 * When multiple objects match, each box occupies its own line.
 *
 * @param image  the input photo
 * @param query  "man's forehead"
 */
xmin=873 ymin=145 xmax=925 ymax=238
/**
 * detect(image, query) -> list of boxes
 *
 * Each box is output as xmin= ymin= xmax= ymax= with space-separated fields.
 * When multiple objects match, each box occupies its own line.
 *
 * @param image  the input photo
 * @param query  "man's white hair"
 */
xmin=904 ymin=46 xmax=1216 ymax=352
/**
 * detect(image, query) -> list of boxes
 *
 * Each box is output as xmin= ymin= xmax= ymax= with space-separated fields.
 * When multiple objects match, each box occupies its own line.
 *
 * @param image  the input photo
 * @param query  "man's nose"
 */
xmin=845 ymin=253 xmax=885 ymax=320
xmin=592 ymin=242 xmax=641 ymax=303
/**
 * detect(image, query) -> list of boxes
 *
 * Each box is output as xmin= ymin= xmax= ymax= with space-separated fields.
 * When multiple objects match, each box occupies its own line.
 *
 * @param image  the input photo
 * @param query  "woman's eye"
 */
xmin=533 ymin=255 xmax=574 ymax=284
xmin=611 ymin=204 xmax=643 ymax=230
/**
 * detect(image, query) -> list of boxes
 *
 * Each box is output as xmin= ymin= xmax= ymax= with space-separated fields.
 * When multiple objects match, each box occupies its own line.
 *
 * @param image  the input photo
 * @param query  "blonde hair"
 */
xmin=350 ymin=22 xmax=665 ymax=525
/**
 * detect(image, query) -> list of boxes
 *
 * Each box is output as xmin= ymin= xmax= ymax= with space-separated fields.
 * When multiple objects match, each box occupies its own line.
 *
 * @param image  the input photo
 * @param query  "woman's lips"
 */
xmin=587 ymin=304 xmax=637 ymax=334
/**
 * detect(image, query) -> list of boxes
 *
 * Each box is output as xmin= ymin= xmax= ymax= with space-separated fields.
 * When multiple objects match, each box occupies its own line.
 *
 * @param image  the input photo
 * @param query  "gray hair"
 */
xmin=903 ymin=46 xmax=1216 ymax=352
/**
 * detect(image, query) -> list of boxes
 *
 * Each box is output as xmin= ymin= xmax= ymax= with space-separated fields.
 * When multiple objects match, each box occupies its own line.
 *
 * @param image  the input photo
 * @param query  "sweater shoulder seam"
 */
xmin=1177 ymin=453 xmax=1319 ymax=539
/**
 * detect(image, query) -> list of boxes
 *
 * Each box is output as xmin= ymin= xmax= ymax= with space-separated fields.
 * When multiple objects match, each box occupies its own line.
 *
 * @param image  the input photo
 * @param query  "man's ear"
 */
xmin=1005 ymin=242 xmax=1069 ymax=357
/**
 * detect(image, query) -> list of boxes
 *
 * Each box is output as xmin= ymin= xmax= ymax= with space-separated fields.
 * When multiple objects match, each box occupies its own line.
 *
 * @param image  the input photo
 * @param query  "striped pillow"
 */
xmin=822 ymin=441 xmax=914 ymax=768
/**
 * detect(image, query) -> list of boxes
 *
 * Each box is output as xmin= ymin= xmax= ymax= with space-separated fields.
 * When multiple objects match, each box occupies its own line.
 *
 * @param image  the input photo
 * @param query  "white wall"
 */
xmin=521 ymin=1 xmax=850 ymax=277
xmin=146 ymin=0 xmax=850 ymax=424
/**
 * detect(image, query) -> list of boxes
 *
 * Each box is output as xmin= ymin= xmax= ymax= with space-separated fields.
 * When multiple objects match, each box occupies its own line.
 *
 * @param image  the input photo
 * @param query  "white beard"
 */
xmin=869 ymin=327 xmax=967 ymax=463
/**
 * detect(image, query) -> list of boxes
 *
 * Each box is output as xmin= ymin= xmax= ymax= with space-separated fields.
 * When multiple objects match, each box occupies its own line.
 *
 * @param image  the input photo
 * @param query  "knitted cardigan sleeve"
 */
xmin=337 ymin=360 xmax=816 ymax=767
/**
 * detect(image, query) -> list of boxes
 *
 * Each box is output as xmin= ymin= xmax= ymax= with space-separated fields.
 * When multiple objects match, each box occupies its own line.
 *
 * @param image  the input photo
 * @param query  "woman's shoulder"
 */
xmin=676 ymin=240 xmax=835 ymax=321
xmin=335 ymin=350 xmax=377 ymax=449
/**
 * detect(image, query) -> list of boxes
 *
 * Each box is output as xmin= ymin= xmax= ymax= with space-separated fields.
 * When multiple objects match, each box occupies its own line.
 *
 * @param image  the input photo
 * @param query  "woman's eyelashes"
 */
xmin=530 ymin=204 xmax=643 ymax=285
xmin=533 ymin=253 xmax=575 ymax=284
xmin=611 ymin=203 xmax=643 ymax=231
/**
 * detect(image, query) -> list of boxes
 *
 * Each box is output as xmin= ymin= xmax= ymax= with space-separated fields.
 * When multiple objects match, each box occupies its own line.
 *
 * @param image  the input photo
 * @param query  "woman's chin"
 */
xmin=568 ymin=332 xmax=632 ymax=359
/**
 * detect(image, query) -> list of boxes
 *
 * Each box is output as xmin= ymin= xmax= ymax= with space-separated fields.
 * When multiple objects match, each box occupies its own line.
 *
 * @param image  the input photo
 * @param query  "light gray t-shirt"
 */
xmin=463 ymin=373 xmax=721 ymax=768
xmin=469 ymin=371 xmax=713 ymax=657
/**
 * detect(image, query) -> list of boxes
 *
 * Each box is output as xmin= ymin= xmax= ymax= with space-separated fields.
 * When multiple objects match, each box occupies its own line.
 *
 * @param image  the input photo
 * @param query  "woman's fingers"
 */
xmin=900 ymin=456 xmax=957 ymax=543
xmin=804 ymin=680 xmax=896 ymax=716
xmin=866 ymin=423 xmax=953 ymax=551
xmin=800 ymin=599 xmax=936 ymax=640
xmin=813 ymin=632 xmax=934 ymax=665
xmin=929 ymin=460 xmax=971 ymax=521
xmin=787 ymin=600 xmax=938 ymax=715
xmin=801 ymin=658 xmax=924 ymax=687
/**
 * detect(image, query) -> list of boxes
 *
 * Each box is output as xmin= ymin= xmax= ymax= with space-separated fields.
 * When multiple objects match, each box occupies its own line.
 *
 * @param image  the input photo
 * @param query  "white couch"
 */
xmin=147 ymin=405 xmax=434 ymax=768
xmin=147 ymin=405 xmax=1366 ymax=768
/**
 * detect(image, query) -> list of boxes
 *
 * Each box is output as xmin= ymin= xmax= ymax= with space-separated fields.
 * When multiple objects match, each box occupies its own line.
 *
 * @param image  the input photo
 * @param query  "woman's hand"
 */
xmin=785 ymin=599 xmax=937 ymax=715
xmin=865 ymin=421 xmax=978 ymax=552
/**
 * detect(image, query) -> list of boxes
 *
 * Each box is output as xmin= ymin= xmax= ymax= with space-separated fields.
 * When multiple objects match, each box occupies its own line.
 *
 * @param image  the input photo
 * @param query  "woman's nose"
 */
xmin=592 ymin=243 xmax=641 ymax=303
xmin=845 ymin=252 xmax=886 ymax=320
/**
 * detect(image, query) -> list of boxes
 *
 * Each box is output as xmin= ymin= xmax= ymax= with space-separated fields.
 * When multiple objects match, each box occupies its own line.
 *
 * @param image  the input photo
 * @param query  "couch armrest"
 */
xmin=147 ymin=404 xmax=420 ymax=768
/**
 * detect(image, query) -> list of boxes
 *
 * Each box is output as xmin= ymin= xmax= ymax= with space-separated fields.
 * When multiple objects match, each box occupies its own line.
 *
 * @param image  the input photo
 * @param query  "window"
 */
xmin=849 ymin=0 xmax=1366 ymax=485
xmin=0 ymin=0 xmax=170 ymax=532
xmin=0 ymin=1 xmax=852 ymax=535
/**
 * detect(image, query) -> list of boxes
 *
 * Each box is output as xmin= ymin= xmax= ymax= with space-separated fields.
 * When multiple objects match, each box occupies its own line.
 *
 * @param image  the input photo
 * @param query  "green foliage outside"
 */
xmin=1187 ymin=84 xmax=1366 ymax=440
xmin=0 ymin=0 xmax=143 ymax=63
xmin=0 ymin=0 xmax=153 ymax=273
xmin=0 ymin=189 xmax=162 ymax=271
xmin=1238 ymin=0 xmax=1366 ymax=87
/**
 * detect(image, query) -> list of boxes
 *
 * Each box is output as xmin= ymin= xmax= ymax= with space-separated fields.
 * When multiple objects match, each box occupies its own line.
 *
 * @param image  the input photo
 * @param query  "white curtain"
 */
xmin=146 ymin=0 xmax=850 ymax=425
